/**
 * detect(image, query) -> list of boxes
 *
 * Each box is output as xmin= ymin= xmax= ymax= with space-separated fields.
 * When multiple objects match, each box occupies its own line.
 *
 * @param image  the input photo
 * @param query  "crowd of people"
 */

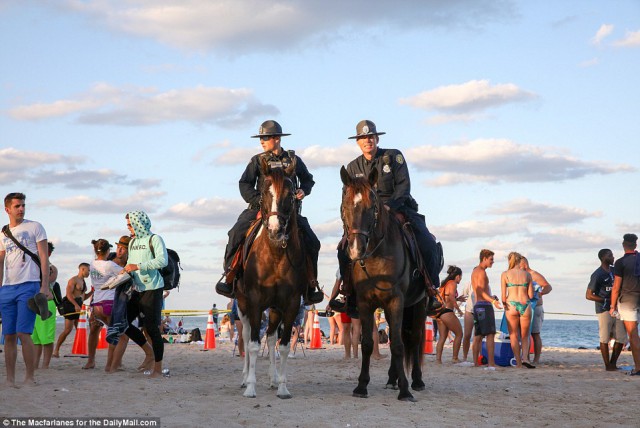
xmin=1 ymin=117 xmax=639 ymax=389
xmin=0 ymin=192 xmax=171 ymax=386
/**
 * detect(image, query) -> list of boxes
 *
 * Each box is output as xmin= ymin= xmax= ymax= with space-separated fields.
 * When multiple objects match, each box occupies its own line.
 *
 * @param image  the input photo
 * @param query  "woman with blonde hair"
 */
xmin=501 ymin=252 xmax=535 ymax=368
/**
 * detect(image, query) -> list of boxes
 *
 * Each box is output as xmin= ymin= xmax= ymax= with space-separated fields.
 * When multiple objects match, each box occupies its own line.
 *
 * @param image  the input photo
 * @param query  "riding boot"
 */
xmin=215 ymin=248 xmax=243 ymax=298
xmin=329 ymin=295 xmax=347 ymax=312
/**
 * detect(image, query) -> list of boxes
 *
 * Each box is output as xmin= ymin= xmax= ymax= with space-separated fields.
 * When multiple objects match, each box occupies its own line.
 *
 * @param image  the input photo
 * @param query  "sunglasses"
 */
xmin=260 ymin=136 xmax=274 ymax=141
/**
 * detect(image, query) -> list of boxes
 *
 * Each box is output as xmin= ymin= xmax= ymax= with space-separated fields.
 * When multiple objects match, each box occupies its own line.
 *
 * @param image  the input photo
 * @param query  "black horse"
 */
xmin=236 ymin=158 xmax=307 ymax=399
xmin=340 ymin=166 xmax=427 ymax=401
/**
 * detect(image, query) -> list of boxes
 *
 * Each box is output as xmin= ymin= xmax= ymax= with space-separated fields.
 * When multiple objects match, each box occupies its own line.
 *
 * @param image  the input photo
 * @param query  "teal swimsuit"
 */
xmin=507 ymin=283 xmax=530 ymax=316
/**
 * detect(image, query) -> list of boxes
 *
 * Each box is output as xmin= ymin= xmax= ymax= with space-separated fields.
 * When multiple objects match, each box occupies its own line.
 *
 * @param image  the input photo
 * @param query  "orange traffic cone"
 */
xmin=309 ymin=310 xmax=323 ymax=350
xmin=423 ymin=317 xmax=434 ymax=354
xmin=70 ymin=305 xmax=88 ymax=356
xmin=203 ymin=310 xmax=216 ymax=351
xmin=97 ymin=325 xmax=108 ymax=349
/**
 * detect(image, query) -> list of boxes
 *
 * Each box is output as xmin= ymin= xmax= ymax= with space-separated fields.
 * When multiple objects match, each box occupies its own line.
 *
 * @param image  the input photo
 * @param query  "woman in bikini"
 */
xmin=434 ymin=265 xmax=464 ymax=363
xmin=84 ymin=239 xmax=121 ymax=370
xmin=501 ymin=252 xmax=535 ymax=368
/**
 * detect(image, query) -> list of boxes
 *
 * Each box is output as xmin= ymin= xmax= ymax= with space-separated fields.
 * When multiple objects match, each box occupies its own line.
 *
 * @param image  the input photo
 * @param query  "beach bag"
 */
xmin=190 ymin=328 xmax=202 ymax=342
xmin=149 ymin=236 xmax=182 ymax=291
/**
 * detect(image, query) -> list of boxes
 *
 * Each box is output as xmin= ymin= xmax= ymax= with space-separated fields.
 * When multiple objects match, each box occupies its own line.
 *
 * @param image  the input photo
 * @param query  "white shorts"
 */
xmin=618 ymin=299 xmax=640 ymax=323
xmin=597 ymin=312 xmax=628 ymax=343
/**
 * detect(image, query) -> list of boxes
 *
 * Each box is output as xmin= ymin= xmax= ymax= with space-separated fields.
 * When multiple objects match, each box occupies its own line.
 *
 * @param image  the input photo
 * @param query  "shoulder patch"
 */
xmin=396 ymin=154 xmax=404 ymax=164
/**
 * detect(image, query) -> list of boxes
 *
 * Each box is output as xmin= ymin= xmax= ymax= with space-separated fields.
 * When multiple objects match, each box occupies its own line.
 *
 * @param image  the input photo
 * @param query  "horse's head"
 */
xmin=259 ymin=156 xmax=297 ymax=247
xmin=340 ymin=166 xmax=380 ymax=260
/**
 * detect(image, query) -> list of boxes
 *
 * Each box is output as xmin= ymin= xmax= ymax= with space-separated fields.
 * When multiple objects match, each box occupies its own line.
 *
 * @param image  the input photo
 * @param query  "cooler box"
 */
xmin=481 ymin=337 xmax=514 ymax=367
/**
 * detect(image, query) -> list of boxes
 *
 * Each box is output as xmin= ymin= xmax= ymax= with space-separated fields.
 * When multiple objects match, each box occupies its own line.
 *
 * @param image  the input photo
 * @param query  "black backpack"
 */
xmin=148 ymin=236 xmax=182 ymax=291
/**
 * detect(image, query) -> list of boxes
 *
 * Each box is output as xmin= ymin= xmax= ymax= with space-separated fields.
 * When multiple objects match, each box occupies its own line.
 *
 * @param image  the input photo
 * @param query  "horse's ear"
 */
xmin=260 ymin=155 xmax=271 ymax=175
xmin=368 ymin=168 xmax=378 ymax=187
xmin=340 ymin=166 xmax=351 ymax=185
xmin=284 ymin=154 xmax=296 ymax=176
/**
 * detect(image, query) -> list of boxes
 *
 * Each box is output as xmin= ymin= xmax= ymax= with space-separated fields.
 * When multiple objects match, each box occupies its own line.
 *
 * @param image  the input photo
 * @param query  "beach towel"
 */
xmin=499 ymin=299 xmax=537 ymax=337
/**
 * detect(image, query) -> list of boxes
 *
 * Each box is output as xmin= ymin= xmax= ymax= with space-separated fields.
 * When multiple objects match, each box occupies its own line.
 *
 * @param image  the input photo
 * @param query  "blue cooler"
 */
xmin=481 ymin=337 xmax=514 ymax=367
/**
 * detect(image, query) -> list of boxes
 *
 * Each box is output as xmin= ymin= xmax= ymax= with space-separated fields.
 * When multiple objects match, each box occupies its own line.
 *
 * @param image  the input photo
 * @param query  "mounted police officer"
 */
xmin=333 ymin=120 xmax=443 ymax=312
xmin=216 ymin=120 xmax=324 ymax=305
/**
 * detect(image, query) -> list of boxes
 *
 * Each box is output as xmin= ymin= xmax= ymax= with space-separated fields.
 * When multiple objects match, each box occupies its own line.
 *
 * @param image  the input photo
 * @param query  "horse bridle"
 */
xmin=343 ymin=188 xmax=384 ymax=265
xmin=262 ymin=176 xmax=296 ymax=249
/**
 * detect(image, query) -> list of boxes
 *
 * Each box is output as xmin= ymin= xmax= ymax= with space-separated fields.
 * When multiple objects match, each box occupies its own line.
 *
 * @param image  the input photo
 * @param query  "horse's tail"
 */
xmin=402 ymin=298 xmax=426 ymax=372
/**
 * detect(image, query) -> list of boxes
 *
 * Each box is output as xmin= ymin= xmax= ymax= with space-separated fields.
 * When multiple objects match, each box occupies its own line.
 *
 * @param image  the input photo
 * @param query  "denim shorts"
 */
xmin=0 ymin=281 xmax=39 ymax=335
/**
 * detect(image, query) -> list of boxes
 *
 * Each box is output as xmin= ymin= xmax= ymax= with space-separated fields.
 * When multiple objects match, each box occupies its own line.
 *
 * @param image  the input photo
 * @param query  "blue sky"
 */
xmin=1 ymin=1 xmax=639 ymax=318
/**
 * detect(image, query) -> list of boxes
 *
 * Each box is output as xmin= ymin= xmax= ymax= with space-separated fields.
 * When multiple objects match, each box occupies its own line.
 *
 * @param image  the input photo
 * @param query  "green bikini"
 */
xmin=506 ymin=282 xmax=530 ymax=316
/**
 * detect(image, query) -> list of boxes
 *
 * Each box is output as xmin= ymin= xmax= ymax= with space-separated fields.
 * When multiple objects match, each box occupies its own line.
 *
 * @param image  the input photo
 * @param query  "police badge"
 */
xmin=383 ymin=164 xmax=391 ymax=173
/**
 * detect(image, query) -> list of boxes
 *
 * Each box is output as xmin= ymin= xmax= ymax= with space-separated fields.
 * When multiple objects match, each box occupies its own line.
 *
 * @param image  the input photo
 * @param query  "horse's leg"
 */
xmin=266 ymin=310 xmax=281 ymax=390
xmin=241 ymin=308 xmax=262 ymax=398
xmin=353 ymin=302 xmax=374 ymax=398
xmin=385 ymin=297 xmax=415 ymax=402
xmin=386 ymin=359 xmax=398 ymax=390
xmin=410 ymin=300 xmax=427 ymax=392
xmin=275 ymin=300 xmax=298 ymax=399
xmin=239 ymin=308 xmax=250 ymax=388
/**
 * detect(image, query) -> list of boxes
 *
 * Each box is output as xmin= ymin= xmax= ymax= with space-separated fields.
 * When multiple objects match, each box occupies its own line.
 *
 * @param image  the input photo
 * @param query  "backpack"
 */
xmin=148 ymin=236 xmax=182 ymax=291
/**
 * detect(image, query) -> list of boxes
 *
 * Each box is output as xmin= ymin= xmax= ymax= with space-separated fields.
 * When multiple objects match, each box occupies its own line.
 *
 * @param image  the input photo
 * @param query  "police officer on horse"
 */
xmin=333 ymin=120 xmax=443 ymax=312
xmin=216 ymin=120 xmax=324 ymax=305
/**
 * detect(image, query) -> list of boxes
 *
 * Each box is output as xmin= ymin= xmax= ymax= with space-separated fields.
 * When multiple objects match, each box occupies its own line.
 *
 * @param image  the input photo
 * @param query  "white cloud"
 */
xmin=399 ymin=80 xmax=536 ymax=118
xmin=38 ymin=190 xmax=166 ymax=214
xmin=214 ymin=143 xmax=361 ymax=168
xmin=612 ymin=30 xmax=640 ymax=47
xmin=526 ymin=228 xmax=609 ymax=252
xmin=298 ymin=144 xmax=361 ymax=169
xmin=9 ymin=83 xmax=278 ymax=127
xmin=30 ymin=169 xmax=127 ymax=189
xmin=486 ymin=198 xmax=601 ymax=225
xmin=433 ymin=218 xmax=525 ymax=242
xmin=58 ymin=0 xmax=515 ymax=54
xmin=0 ymin=147 xmax=83 ymax=184
xmin=405 ymin=139 xmax=635 ymax=186
xmin=313 ymin=218 xmax=343 ymax=239
xmin=591 ymin=24 xmax=614 ymax=45
xmin=161 ymin=197 xmax=247 ymax=228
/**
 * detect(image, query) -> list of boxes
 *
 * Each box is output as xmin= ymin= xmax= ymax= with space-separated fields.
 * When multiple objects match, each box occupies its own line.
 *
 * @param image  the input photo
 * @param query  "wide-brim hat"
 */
xmin=348 ymin=119 xmax=386 ymax=139
xmin=116 ymin=235 xmax=132 ymax=247
xmin=251 ymin=120 xmax=291 ymax=138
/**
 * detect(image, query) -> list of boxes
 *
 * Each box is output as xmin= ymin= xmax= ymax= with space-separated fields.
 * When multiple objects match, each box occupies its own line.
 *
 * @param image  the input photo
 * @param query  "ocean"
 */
xmin=174 ymin=315 xmax=602 ymax=350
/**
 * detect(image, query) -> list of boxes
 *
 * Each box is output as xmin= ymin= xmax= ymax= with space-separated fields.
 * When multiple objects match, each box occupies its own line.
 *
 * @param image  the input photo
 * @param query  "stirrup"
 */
xmin=215 ymin=274 xmax=235 ymax=298
xmin=305 ymin=281 xmax=324 ymax=305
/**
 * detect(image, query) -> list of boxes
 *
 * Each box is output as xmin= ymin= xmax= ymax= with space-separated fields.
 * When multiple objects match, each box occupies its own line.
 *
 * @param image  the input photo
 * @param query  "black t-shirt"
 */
xmin=614 ymin=252 xmax=640 ymax=304
xmin=587 ymin=266 xmax=613 ymax=313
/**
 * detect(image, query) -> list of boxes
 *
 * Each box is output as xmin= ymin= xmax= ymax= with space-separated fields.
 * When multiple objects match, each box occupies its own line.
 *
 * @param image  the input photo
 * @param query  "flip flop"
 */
xmin=523 ymin=362 xmax=536 ymax=369
xmin=33 ymin=292 xmax=52 ymax=320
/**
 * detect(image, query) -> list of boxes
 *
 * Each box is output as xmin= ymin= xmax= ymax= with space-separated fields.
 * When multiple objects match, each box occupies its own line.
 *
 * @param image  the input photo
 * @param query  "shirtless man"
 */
xmin=520 ymin=256 xmax=552 ymax=364
xmin=471 ymin=249 xmax=503 ymax=370
xmin=53 ymin=263 xmax=89 ymax=357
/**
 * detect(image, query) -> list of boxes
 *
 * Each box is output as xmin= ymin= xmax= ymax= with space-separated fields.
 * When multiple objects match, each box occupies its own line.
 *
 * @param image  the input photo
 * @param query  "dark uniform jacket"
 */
xmin=239 ymin=148 xmax=315 ymax=210
xmin=346 ymin=148 xmax=418 ymax=213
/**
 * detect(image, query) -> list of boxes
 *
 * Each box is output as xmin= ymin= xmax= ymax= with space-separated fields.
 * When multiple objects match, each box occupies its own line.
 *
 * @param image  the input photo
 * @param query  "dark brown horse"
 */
xmin=236 ymin=158 xmax=307 ymax=398
xmin=340 ymin=166 xmax=427 ymax=402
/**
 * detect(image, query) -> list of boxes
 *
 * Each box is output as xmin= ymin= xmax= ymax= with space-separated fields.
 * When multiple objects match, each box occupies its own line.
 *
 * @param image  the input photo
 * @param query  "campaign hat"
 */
xmin=251 ymin=120 xmax=291 ymax=138
xmin=348 ymin=119 xmax=386 ymax=139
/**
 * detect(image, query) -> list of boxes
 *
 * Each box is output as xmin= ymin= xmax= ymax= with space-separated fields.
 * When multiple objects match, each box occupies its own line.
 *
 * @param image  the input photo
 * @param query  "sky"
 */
xmin=1 ymin=0 xmax=639 ymax=319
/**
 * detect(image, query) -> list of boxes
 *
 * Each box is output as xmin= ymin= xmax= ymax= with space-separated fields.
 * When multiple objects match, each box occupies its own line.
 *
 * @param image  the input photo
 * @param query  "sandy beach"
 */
xmin=1 ymin=328 xmax=637 ymax=428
